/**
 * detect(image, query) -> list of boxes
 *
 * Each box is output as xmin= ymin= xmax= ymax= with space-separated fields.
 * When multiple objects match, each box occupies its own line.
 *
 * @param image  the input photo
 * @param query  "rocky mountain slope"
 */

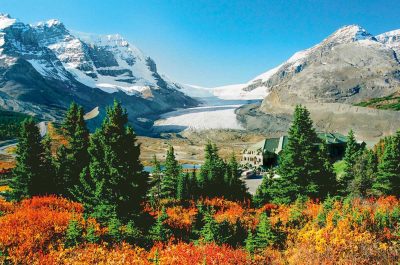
xmin=237 ymin=25 xmax=400 ymax=141
xmin=0 ymin=14 xmax=197 ymax=133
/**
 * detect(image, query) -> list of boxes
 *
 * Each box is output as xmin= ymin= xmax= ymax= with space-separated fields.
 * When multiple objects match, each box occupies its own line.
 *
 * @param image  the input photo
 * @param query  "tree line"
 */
xmin=254 ymin=105 xmax=400 ymax=206
xmin=8 ymin=101 xmax=249 ymax=237
xmin=7 ymin=102 xmax=400 ymax=248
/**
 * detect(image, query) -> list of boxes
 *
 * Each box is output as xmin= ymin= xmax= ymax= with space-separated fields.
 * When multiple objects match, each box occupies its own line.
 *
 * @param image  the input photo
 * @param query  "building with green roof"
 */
xmin=241 ymin=132 xmax=355 ymax=169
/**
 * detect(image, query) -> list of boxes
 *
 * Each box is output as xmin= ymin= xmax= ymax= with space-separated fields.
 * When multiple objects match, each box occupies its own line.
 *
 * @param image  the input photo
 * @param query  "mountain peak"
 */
xmin=35 ymin=19 xmax=65 ymax=30
xmin=327 ymin=24 xmax=373 ymax=43
xmin=0 ymin=13 xmax=17 ymax=30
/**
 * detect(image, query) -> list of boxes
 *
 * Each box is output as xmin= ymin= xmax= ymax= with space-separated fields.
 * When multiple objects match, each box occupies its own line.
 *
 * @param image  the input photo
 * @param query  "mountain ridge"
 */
xmin=0 ymin=14 xmax=198 ymax=133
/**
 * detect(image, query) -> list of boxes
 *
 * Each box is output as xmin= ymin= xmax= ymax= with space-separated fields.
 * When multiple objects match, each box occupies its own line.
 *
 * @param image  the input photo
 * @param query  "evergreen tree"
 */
xmin=85 ymin=223 xmax=99 ymax=243
xmin=338 ymin=130 xmax=363 ymax=196
xmin=72 ymin=100 xmax=148 ymax=223
xmin=107 ymin=217 xmax=122 ymax=242
xmin=65 ymin=219 xmax=83 ymax=248
xmin=254 ymin=213 xmax=275 ymax=249
xmin=269 ymin=105 xmax=328 ymax=203
xmin=176 ymin=172 xmax=186 ymax=200
xmin=61 ymin=102 xmax=79 ymax=139
xmin=315 ymin=142 xmax=337 ymax=197
xmin=225 ymin=152 xmax=249 ymax=200
xmin=198 ymin=142 xmax=226 ymax=198
xmin=148 ymin=155 xmax=163 ymax=206
xmin=245 ymin=229 xmax=256 ymax=254
xmin=253 ymin=169 xmax=274 ymax=207
xmin=57 ymin=102 xmax=89 ymax=197
xmin=200 ymin=208 xmax=221 ymax=243
xmin=149 ymin=207 xmax=171 ymax=242
xmin=372 ymin=132 xmax=400 ymax=196
xmin=10 ymin=119 xmax=55 ymax=199
xmin=349 ymin=149 xmax=377 ymax=196
xmin=160 ymin=145 xmax=181 ymax=199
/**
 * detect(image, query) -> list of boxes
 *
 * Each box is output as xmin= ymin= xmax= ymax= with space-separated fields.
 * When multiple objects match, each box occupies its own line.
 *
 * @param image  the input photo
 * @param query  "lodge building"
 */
xmin=241 ymin=133 xmax=360 ymax=169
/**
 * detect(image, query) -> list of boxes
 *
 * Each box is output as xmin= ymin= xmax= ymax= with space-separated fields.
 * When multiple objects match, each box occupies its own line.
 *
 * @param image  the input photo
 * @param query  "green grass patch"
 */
xmin=354 ymin=94 xmax=400 ymax=111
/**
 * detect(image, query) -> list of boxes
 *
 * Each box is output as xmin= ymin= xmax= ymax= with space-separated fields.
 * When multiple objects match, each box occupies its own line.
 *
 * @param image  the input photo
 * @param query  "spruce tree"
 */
xmin=253 ymin=169 xmax=274 ymax=207
xmin=10 ymin=119 xmax=55 ymax=199
xmin=160 ymin=145 xmax=181 ymax=199
xmin=225 ymin=152 xmax=249 ymax=200
xmin=245 ymin=229 xmax=256 ymax=254
xmin=198 ymin=142 xmax=226 ymax=198
xmin=254 ymin=213 xmax=275 ymax=249
xmin=200 ymin=208 xmax=220 ymax=243
xmin=40 ymin=135 xmax=57 ymax=194
xmin=338 ymin=130 xmax=363 ymax=196
xmin=148 ymin=155 xmax=163 ymax=206
xmin=372 ymin=132 xmax=400 ymax=196
xmin=149 ymin=207 xmax=171 ymax=242
xmin=349 ymin=149 xmax=377 ymax=196
xmin=315 ymin=142 xmax=337 ymax=197
xmin=72 ymin=100 xmax=148 ymax=223
xmin=269 ymin=105 xmax=326 ymax=203
xmin=176 ymin=172 xmax=186 ymax=200
xmin=65 ymin=219 xmax=83 ymax=248
xmin=57 ymin=102 xmax=89 ymax=197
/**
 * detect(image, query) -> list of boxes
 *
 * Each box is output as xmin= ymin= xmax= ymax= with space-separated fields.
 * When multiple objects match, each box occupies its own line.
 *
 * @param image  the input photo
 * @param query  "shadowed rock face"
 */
xmin=0 ymin=14 xmax=198 ymax=133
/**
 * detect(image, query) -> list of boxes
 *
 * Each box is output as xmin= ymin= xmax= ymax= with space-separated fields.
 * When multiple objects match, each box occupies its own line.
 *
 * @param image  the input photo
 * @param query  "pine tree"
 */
xmin=225 ymin=152 xmax=249 ymax=200
xmin=315 ymin=142 xmax=337 ymax=197
xmin=149 ymin=207 xmax=171 ymax=242
xmin=176 ymin=172 xmax=186 ymax=200
xmin=62 ymin=102 xmax=79 ymax=139
xmin=270 ymin=105 xmax=325 ymax=203
xmin=245 ymin=229 xmax=256 ymax=254
xmin=254 ymin=212 xmax=275 ymax=249
xmin=65 ymin=219 xmax=83 ymax=248
xmin=57 ymin=102 xmax=89 ymax=197
xmin=338 ymin=130 xmax=363 ymax=196
xmin=148 ymin=155 xmax=163 ymax=206
xmin=349 ymin=149 xmax=377 ymax=196
xmin=40 ymin=135 xmax=57 ymax=194
xmin=160 ymin=145 xmax=181 ymax=199
xmin=72 ymin=100 xmax=148 ymax=223
xmin=200 ymin=208 xmax=220 ymax=243
xmin=372 ymin=132 xmax=400 ymax=196
xmin=253 ymin=169 xmax=274 ymax=207
xmin=198 ymin=142 xmax=226 ymax=198
xmin=10 ymin=119 xmax=55 ymax=199
xmin=85 ymin=223 xmax=99 ymax=243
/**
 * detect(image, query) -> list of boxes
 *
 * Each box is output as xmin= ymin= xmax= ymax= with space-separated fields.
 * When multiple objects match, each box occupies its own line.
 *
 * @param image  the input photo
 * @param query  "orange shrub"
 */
xmin=40 ymin=243 xmax=149 ymax=265
xmin=149 ymin=242 xmax=249 ymax=265
xmin=166 ymin=206 xmax=197 ymax=230
xmin=0 ymin=196 xmax=84 ymax=264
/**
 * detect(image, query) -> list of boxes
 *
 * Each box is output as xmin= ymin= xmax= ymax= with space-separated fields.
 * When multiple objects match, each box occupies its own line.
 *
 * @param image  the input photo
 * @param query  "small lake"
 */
xmin=144 ymin=164 xmax=202 ymax=173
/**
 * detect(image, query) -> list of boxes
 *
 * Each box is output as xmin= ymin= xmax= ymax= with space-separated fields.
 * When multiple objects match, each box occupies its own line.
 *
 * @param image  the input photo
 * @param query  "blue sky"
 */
xmin=1 ymin=0 xmax=400 ymax=87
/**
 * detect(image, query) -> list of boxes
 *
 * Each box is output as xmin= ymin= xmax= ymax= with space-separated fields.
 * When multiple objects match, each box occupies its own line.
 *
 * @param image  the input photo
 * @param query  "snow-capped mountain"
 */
xmin=376 ymin=29 xmax=400 ymax=54
xmin=0 ymin=14 xmax=197 ymax=131
xmin=204 ymin=25 xmax=400 ymax=102
xmin=235 ymin=25 xmax=400 ymax=141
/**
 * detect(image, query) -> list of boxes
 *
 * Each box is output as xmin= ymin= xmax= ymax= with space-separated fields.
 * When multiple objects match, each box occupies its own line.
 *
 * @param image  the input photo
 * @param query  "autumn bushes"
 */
xmin=0 ymin=196 xmax=84 ymax=264
xmin=286 ymin=196 xmax=400 ymax=264
xmin=0 ymin=196 xmax=399 ymax=264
